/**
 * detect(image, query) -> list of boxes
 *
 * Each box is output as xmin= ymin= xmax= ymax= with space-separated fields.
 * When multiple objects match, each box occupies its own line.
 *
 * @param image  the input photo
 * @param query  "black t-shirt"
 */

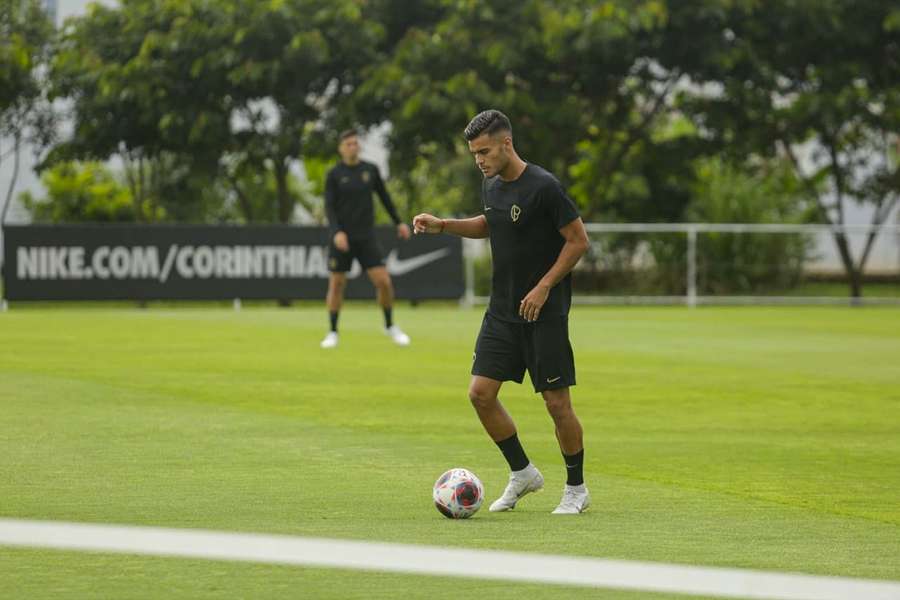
xmin=325 ymin=161 xmax=401 ymax=240
xmin=482 ymin=164 xmax=580 ymax=323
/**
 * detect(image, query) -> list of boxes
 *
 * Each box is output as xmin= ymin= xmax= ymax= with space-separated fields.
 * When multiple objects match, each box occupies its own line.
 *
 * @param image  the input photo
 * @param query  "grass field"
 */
xmin=1 ymin=304 xmax=899 ymax=599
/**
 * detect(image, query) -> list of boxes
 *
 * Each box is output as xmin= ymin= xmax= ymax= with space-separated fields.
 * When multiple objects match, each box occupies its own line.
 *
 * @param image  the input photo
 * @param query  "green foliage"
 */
xmin=46 ymin=0 xmax=382 ymax=224
xmin=122 ymin=154 xmax=234 ymax=224
xmin=21 ymin=162 xmax=135 ymax=222
xmin=673 ymin=0 xmax=900 ymax=295
xmin=225 ymin=160 xmax=322 ymax=224
xmin=688 ymin=159 xmax=808 ymax=224
xmin=1 ymin=0 xmax=55 ymax=222
xmin=20 ymin=156 xmax=234 ymax=224
xmin=358 ymin=0 xmax=712 ymax=223
xmin=18 ymin=0 xmax=897 ymax=267
xmin=385 ymin=143 xmax=482 ymax=220
xmin=579 ymin=159 xmax=815 ymax=295
xmin=0 ymin=0 xmax=52 ymax=116
xmin=689 ymin=159 xmax=813 ymax=294
xmin=48 ymin=0 xmax=232 ymax=164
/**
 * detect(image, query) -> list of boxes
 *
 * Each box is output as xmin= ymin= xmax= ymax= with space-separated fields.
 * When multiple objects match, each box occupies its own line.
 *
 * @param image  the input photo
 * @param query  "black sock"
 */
xmin=563 ymin=449 xmax=584 ymax=486
xmin=383 ymin=307 xmax=393 ymax=328
xmin=496 ymin=433 xmax=530 ymax=472
xmin=329 ymin=311 xmax=339 ymax=333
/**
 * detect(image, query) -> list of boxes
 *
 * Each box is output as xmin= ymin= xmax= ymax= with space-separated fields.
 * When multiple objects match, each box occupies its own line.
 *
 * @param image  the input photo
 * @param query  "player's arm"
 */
xmin=539 ymin=217 xmax=590 ymax=289
xmin=519 ymin=217 xmax=591 ymax=321
xmin=372 ymin=167 xmax=410 ymax=240
xmin=519 ymin=217 xmax=590 ymax=322
xmin=325 ymin=170 xmax=349 ymax=251
xmin=412 ymin=214 xmax=489 ymax=239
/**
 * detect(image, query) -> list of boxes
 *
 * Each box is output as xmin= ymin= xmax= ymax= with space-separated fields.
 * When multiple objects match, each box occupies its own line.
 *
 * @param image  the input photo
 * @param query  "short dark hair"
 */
xmin=339 ymin=128 xmax=358 ymax=142
xmin=464 ymin=110 xmax=512 ymax=141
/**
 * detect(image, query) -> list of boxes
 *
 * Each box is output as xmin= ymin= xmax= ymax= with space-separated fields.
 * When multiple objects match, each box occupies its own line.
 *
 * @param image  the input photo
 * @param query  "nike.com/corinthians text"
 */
xmin=16 ymin=245 xmax=333 ymax=282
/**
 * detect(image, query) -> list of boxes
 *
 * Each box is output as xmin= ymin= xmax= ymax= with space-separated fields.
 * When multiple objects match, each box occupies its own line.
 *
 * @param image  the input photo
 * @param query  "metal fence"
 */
xmin=463 ymin=223 xmax=900 ymax=307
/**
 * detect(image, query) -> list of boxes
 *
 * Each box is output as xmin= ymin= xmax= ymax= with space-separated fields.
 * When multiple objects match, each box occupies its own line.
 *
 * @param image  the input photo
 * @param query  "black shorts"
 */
xmin=328 ymin=236 xmax=384 ymax=272
xmin=471 ymin=312 xmax=576 ymax=393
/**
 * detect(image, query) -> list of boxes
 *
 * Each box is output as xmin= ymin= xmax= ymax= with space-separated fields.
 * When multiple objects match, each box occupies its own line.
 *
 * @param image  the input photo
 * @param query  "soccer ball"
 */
xmin=433 ymin=468 xmax=484 ymax=519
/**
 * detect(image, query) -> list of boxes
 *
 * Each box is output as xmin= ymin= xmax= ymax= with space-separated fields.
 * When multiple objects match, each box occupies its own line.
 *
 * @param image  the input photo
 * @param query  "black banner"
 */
xmin=1 ymin=225 xmax=463 ymax=301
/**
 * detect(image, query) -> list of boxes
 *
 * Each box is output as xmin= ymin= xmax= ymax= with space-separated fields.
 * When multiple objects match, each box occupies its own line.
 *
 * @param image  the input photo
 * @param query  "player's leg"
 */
xmin=321 ymin=245 xmax=351 ymax=348
xmin=528 ymin=317 xmax=590 ymax=514
xmin=326 ymin=271 xmax=347 ymax=314
xmin=365 ymin=265 xmax=394 ymax=321
xmin=361 ymin=235 xmax=410 ymax=345
xmin=471 ymin=314 xmax=544 ymax=511
xmin=468 ymin=375 xmax=516 ymax=443
xmin=366 ymin=265 xmax=409 ymax=345
xmin=542 ymin=386 xmax=589 ymax=513
xmin=321 ymin=272 xmax=347 ymax=348
xmin=365 ymin=264 xmax=394 ymax=309
xmin=542 ymin=386 xmax=584 ymax=458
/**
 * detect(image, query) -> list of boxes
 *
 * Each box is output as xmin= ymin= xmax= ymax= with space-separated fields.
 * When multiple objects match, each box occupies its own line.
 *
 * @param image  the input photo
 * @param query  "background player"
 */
xmin=321 ymin=129 xmax=411 ymax=349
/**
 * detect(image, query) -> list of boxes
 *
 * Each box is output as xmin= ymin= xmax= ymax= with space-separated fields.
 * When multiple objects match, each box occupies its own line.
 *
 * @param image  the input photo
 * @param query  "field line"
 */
xmin=1 ymin=518 xmax=898 ymax=600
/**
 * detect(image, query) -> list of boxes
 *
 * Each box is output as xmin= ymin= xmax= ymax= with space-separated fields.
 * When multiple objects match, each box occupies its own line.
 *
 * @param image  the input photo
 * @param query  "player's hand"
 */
xmin=333 ymin=231 xmax=349 ymax=252
xmin=519 ymin=283 xmax=550 ymax=322
xmin=397 ymin=223 xmax=411 ymax=240
xmin=412 ymin=213 xmax=443 ymax=234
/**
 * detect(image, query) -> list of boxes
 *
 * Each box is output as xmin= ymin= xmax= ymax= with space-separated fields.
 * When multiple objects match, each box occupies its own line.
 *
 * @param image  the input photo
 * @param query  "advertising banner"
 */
xmin=2 ymin=225 xmax=463 ymax=301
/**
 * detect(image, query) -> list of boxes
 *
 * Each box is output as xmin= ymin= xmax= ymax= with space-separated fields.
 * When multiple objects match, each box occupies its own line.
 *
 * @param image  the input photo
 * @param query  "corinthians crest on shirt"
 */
xmin=361 ymin=170 xmax=371 ymax=183
xmin=510 ymin=204 xmax=522 ymax=222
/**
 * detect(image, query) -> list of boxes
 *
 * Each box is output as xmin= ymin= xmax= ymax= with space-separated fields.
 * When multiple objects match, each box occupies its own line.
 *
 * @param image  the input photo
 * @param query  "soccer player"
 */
xmin=413 ymin=110 xmax=591 ymax=514
xmin=321 ymin=129 xmax=411 ymax=349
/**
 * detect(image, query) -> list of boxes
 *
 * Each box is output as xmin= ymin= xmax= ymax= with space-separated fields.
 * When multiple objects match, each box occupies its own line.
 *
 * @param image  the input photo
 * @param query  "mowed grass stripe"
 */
xmin=1 ymin=306 xmax=898 ymax=595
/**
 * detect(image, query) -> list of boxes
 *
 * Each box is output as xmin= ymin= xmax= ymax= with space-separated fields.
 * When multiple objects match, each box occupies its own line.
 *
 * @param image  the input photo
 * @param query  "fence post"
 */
xmin=687 ymin=226 xmax=697 ymax=308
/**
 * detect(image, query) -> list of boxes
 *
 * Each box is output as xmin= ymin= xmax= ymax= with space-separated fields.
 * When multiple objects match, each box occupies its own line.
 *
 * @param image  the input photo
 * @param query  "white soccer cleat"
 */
xmin=552 ymin=484 xmax=591 ymax=514
xmin=489 ymin=464 xmax=544 ymax=512
xmin=320 ymin=331 xmax=339 ymax=349
xmin=385 ymin=325 xmax=410 ymax=346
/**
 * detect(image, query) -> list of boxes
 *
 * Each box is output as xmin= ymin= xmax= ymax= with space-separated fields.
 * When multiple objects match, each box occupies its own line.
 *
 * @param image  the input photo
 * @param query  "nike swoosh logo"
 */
xmin=546 ymin=376 xmax=561 ymax=383
xmin=484 ymin=206 xmax=492 ymax=211
xmin=385 ymin=248 xmax=452 ymax=276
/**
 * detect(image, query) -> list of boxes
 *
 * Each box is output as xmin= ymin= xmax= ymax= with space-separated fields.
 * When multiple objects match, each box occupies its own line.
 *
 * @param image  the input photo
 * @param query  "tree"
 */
xmin=46 ymin=0 xmax=233 ymax=221
xmin=0 ymin=0 xmax=54 ymax=224
xmin=219 ymin=0 xmax=383 ymax=223
xmin=20 ymin=161 xmax=135 ymax=222
xmin=356 ymin=0 xmax=715 ymax=223
xmin=676 ymin=0 xmax=900 ymax=297
xmin=47 ymin=0 xmax=383 ymax=224
xmin=688 ymin=158 xmax=812 ymax=295
xmin=357 ymin=0 xmax=585 ymax=217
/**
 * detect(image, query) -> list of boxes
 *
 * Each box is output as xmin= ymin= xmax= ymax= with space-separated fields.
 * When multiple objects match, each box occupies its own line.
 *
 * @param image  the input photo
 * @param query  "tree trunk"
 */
xmin=782 ymin=139 xmax=869 ymax=302
xmin=274 ymin=158 xmax=293 ymax=307
xmin=2 ymin=132 xmax=22 ymax=225
xmin=403 ymin=174 xmax=420 ymax=219
xmin=148 ymin=157 xmax=160 ymax=222
xmin=832 ymin=230 xmax=862 ymax=300
xmin=123 ymin=151 xmax=144 ymax=222
xmin=848 ymin=267 xmax=862 ymax=302
xmin=228 ymin=175 xmax=254 ymax=222
xmin=275 ymin=159 xmax=292 ymax=224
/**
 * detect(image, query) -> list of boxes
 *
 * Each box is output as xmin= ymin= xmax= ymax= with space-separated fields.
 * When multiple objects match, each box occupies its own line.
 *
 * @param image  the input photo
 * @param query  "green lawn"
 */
xmin=1 ymin=305 xmax=899 ymax=598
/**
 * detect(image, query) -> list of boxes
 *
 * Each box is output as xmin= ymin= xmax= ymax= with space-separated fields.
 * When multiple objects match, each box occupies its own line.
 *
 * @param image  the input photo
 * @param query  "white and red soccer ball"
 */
xmin=433 ymin=468 xmax=484 ymax=519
